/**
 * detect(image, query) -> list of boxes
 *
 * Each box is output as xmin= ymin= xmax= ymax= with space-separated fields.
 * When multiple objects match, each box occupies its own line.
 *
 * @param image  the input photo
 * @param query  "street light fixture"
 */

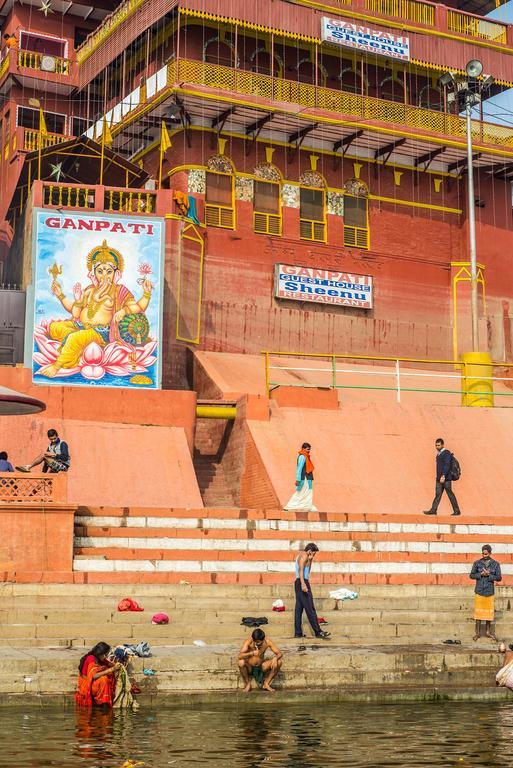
xmin=439 ymin=60 xmax=494 ymax=353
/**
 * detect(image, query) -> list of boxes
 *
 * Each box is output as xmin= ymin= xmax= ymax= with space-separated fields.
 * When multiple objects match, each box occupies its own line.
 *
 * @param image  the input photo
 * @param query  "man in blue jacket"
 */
xmin=423 ymin=438 xmax=461 ymax=516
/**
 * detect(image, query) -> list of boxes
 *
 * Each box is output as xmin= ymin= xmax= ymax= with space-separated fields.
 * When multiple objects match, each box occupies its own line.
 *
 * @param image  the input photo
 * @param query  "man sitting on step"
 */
xmin=238 ymin=628 xmax=283 ymax=693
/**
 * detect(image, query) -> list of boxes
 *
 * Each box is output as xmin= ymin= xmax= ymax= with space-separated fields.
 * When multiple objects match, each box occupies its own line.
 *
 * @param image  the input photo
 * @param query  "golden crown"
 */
xmin=86 ymin=240 xmax=124 ymax=273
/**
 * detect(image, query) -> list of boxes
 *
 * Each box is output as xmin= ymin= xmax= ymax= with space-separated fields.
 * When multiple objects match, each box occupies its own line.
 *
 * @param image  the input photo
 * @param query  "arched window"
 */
xmin=203 ymin=36 xmax=235 ymax=68
xmin=205 ymin=154 xmax=235 ymax=229
xmin=253 ymin=162 xmax=282 ymax=236
xmin=378 ymin=75 xmax=406 ymax=104
xmin=295 ymin=57 xmax=327 ymax=86
xmin=418 ymin=84 xmax=443 ymax=111
xmin=343 ymin=179 xmax=369 ymax=250
xmin=299 ymin=171 xmax=326 ymax=242
xmin=250 ymin=47 xmax=283 ymax=77
xmin=338 ymin=65 xmax=365 ymax=95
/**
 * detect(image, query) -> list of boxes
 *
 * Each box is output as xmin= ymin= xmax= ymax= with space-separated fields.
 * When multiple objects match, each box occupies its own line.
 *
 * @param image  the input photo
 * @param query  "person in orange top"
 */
xmin=284 ymin=442 xmax=318 ymax=512
xmin=3 ymin=33 xmax=18 ymax=51
xmin=76 ymin=642 xmax=120 ymax=707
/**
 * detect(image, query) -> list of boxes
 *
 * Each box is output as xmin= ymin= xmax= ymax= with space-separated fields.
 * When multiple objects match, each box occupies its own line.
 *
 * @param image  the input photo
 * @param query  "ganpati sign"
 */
xmin=31 ymin=210 xmax=164 ymax=388
xmin=321 ymin=16 xmax=410 ymax=61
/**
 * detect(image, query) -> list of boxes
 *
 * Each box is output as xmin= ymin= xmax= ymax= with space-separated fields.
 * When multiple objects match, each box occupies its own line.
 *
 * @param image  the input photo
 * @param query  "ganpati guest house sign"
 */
xmin=275 ymin=264 xmax=373 ymax=309
xmin=30 ymin=210 xmax=164 ymax=389
xmin=321 ymin=16 xmax=410 ymax=61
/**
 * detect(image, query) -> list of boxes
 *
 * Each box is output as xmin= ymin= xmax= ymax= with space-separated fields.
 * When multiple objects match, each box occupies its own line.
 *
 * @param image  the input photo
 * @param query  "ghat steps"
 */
xmin=73 ymin=507 xmax=513 ymax=585
xmin=1 ymin=583 xmax=512 ymax=650
xmin=0 ymin=585 xmax=509 ymax=698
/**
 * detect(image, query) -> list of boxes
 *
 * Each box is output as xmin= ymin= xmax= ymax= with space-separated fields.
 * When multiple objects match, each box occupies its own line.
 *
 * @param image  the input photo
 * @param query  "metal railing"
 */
xmin=0 ymin=54 xmax=9 ymax=81
xmin=447 ymin=9 xmax=507 ymax=43
xmin=104 ymin=188 xmax=157 ymax=213
xmin=43 ymin=183 xmax=95 ymax=209
xmin=364 ymin=0 xmax=435 ymax=26
xmin=262 ymin=351 xmax=513 ymax=406
xmin=22 ymin=128 xmax=70 ymax=152
xmin=175 ymin=59 xmax=513 ymax=149
xmin=76 ymin=0 xmax=145 ymax=64
xmin=17 ymin=50 xmax=71 ymax=75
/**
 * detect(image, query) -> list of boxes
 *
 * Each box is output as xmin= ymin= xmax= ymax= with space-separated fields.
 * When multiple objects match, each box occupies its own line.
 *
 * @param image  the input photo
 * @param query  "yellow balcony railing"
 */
xmin=104 ymin=188 xmax=157 ymax=213
xmin=43 ymin=184 xmax=94 ymax=209
xmin=76 ymin=0 xmax=145 ymax=65
xmin=22 ymin=129 xmax=70 ymax=152
xmin=364 ymin=0 xmax=435 ymax=26
xmin=0 ymin=54 xmax=9 ymax=81
xmin=176 ymin=59 xmax=513 ymax=149
xmin=447 ymin=9 xmax=507 ymax=43
xmin=17 ymin=50 xmax=71 ymax=75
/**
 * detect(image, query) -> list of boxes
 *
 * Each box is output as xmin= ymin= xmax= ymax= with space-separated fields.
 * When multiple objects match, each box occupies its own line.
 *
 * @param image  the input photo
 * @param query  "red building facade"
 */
xmin=1 ymin=0 xmax=513 ymax=386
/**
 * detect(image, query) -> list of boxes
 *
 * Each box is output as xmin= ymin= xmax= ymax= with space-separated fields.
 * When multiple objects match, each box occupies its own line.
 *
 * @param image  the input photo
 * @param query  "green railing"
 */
xmin=262 ymin=351 xmax=513 ymax=406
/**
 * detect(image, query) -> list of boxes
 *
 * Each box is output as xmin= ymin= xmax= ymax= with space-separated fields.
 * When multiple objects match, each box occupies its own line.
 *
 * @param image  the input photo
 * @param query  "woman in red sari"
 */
xmin=76 ymin=642 xmax=119 ymax=708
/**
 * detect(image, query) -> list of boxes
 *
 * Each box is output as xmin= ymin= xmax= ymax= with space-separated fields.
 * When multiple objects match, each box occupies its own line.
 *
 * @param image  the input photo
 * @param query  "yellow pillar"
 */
xmin=461 ymin=352 xmax=494 ymax=407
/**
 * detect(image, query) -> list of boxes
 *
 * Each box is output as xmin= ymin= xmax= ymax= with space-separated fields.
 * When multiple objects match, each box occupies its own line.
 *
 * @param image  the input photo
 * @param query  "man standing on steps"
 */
xmin=294 ymin=543 xmax=330 ymax=640
xmin=470 ymin=545 xmax=502 ymax=642
xmin=423 ymin=438 xmax=461 ymax=517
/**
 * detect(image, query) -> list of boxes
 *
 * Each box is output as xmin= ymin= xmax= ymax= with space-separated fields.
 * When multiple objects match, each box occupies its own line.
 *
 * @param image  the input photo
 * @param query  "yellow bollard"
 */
xmin=461 ymin=352 xmax=494 ymax=407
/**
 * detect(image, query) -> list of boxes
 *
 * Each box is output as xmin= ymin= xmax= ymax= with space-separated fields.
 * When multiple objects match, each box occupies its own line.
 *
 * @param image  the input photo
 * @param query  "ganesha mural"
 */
xmin=31 ymin=211 xmax=164 ymax=389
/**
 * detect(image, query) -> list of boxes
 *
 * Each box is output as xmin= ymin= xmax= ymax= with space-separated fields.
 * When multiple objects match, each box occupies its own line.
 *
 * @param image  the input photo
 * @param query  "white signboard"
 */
xmin=321 ymin=16 xmax=410 ymax=61
xmin=275 ymin=264 xmax=373 ymax=309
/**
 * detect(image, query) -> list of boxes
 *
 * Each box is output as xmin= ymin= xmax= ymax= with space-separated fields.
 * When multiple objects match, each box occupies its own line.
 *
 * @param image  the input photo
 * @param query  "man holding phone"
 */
xmin=470 ymin=545 xmax=502 ymax=642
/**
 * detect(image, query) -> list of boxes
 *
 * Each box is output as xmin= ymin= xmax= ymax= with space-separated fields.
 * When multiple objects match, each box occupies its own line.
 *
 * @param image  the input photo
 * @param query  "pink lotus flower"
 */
xmin=138 ymin=263 xmax=153 ymax=276
xmin=33 ymin=321 xmax=157 ymax=382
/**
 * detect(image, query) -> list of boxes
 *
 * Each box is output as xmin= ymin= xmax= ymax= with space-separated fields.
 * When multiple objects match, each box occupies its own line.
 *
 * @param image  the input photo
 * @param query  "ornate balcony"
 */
xmin=172 ymin=58 xmax=513 ymax=149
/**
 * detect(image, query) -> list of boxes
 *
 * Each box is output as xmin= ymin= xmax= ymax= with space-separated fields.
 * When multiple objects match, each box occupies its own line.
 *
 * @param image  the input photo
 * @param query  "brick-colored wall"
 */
xmin=239 ymin=426 xmax=280 ymax=509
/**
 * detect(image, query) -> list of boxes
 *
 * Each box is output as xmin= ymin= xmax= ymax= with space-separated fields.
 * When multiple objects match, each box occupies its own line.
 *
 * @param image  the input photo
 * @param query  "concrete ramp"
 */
xmin=247 ymin=402 xmax=513 ymax=517
xmin=0 ymin=416 xmax=203 ymax=508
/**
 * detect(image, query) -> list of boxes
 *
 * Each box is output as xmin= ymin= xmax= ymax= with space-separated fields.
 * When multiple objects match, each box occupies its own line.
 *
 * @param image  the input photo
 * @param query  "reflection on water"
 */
xmin=3 ymin=701 xmax=513 ymax=767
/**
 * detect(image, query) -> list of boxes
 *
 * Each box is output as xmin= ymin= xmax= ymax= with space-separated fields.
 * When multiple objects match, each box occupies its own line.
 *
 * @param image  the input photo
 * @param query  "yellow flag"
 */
xmin=161 ymin=121 xmax=172 ymax=153
xmin=102 ymin=117 xmax=113 ymax=148
xmin=39 ymin=109 xmax=47 ymax=136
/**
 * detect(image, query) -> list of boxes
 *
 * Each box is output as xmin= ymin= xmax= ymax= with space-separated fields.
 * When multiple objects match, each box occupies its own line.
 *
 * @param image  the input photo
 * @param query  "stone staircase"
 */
xmin=192 ymin=419 xmax=236 ymax=507
xmin=3 ymin=583 xmax=513 ymax=648
xmin=73 ymin=507 xmax=513 ymax=585
xmin=0 ymin=583 xmax=510 ymax=697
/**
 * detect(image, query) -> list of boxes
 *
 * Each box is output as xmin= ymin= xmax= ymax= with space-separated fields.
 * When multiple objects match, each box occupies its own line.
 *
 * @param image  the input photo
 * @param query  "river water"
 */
xmin=2 ymin=701 xmax=513 ymax=767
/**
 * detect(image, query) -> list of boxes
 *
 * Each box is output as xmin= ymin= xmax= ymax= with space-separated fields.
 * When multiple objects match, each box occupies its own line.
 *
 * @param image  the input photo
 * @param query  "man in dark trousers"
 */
xmin=423 ymin=437 xmax=461 ymax=516
xmin=294 ymin=543 xmax=330 ymax=639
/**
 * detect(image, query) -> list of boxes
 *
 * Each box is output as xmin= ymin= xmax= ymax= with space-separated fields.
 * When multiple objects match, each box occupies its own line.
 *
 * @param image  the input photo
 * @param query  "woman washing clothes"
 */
xmin=76 ymin=642 xmax=120 ymax=708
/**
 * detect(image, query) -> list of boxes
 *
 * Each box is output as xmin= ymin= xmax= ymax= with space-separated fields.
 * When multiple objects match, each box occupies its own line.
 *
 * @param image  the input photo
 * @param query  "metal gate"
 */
xmin=0 ymin=287 xmax=26 ymax=364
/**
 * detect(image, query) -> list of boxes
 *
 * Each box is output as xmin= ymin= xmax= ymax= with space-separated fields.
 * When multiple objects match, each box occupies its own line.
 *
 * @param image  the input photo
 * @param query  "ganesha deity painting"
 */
xmin=32 ymin=212 xmax=164 ymax=389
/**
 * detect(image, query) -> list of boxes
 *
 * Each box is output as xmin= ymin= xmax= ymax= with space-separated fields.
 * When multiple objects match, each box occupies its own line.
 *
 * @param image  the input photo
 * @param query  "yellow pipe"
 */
xmin=196 ymin=405 xmax=237 ymax=420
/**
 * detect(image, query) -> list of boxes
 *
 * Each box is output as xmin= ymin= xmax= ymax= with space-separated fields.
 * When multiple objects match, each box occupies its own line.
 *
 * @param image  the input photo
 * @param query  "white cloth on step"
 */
xmin=284 ymin=480 xmax=317 ymax=512
xmin=329 ymin=588 xmax=358 ymax=601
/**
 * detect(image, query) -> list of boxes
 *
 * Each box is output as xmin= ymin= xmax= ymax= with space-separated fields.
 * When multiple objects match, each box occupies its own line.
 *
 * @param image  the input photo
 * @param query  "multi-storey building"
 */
xmin=1 ymin=0 xmax=513 ymax=386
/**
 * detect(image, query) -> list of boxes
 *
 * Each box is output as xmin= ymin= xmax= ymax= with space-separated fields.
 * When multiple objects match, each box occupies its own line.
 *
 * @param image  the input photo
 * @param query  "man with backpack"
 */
xmin=423 ymin=438 xmax=461 ymax=516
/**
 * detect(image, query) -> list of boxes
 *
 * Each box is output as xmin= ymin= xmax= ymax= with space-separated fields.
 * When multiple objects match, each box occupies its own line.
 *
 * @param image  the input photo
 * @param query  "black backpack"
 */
xmin=450 ymin=453 xmax=461 ymax=481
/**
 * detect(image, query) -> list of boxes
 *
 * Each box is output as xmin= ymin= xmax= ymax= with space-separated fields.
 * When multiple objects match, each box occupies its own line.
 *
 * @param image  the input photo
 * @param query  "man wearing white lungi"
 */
xmin=284 ymin=442 xmax=317 ymax=512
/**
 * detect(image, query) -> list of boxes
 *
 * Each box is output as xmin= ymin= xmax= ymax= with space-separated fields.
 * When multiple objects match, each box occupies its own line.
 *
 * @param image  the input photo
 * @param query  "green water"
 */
xmin=2 ymin=701 xmax=513 ymax=767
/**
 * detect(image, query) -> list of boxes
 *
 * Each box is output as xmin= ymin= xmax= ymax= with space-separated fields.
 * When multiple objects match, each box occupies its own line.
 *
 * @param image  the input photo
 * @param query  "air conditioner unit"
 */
xmin=40 ymin=55 xmax=56 ymax=73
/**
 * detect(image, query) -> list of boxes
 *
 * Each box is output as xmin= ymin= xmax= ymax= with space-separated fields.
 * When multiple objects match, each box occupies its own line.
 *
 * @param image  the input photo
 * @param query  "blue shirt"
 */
xmin=0 ymin=459 xmax=13 ymax=472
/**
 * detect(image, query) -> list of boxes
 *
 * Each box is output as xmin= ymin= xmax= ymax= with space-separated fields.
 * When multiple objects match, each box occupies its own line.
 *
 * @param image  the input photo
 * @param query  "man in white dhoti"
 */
xmin=284 ymin=442 xmax=317 ymax=512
